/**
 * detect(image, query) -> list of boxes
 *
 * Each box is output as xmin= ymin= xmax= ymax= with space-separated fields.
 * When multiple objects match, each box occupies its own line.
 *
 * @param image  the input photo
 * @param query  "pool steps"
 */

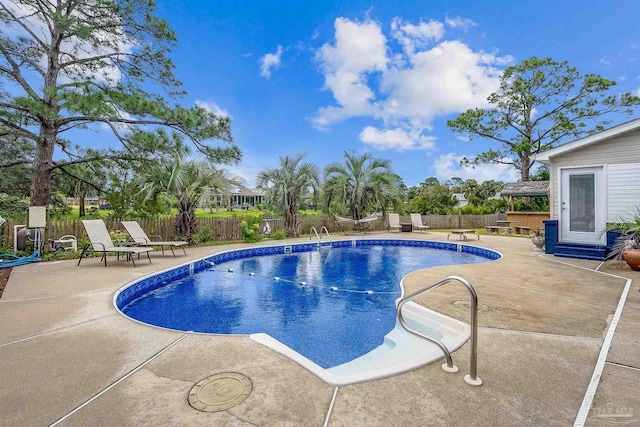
xmin=251 ymin=302 xmax=470 ymax=387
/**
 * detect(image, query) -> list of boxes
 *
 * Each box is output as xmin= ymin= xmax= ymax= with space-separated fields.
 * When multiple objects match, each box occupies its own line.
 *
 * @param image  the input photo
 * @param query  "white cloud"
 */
xmin=380 ymin=40 xmax=508 ymax=128
xmin=600 ymin=56 xmax=612 ymax=67
xmin=618 ymin=75 xmax=626 ymax=81
xmin=311 ymin=17 xmax=388 ymax=129
xmin=317 ymin=17 xmax=388 ymax=75
xmin=391 ymin=17 xmax=444 ymax=55
xmin=312 ymin=16 xmax=514 ymax=150
xmin=195 ymin=100 xmax=231 ymax=117
xmin=260 ymin=45 xmax=283 ymax=78
xmin=359 ymin=126 xmax=436 ymax=150
xmin=432 ymin=153 xmax=520 ymax=183
xmin=445 ymin=15 xmax=477 ymax=30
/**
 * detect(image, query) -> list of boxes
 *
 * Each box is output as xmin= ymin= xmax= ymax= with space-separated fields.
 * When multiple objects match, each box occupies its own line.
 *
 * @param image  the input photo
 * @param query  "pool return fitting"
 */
xmin=396 ymin=275 xmax=482 ymax=386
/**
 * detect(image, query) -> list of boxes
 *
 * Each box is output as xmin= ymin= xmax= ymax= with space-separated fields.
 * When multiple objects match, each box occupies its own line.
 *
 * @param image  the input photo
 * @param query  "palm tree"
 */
xmin=257 ymin=154 xmax=320 ymax=236
xmin=140 ymin=155 xmax=244 ymax=242
xmin=324 ymin=151 xmax=403 ymax=220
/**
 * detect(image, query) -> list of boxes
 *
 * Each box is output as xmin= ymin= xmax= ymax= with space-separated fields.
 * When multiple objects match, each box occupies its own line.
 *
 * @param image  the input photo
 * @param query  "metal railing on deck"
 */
xmin=396 ymin=275 xmax=482 ymax=386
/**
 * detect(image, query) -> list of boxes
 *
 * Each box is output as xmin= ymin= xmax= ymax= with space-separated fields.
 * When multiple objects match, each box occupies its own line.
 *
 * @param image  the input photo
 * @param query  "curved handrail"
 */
xmin=320 ymin=226 xmax=332 ymax=243
xmin=310 ymin=226 xmax=332 ymax=247
xmin=309 ymin=227 xmax=321 ymax=243
xmin=396 ymin=275 xmax=481 ymax=385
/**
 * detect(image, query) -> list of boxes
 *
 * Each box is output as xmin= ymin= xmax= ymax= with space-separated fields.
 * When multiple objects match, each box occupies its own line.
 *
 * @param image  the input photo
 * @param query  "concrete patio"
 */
xmin=0 ymin=232 xmax=637 ymax=426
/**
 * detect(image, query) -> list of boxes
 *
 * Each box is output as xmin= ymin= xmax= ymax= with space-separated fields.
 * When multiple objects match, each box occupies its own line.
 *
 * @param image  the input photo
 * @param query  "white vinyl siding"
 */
xmin=549 ymin=128 xmax=640 ymax=219
xmin=607 ymin=163 xmax=640 ymax=221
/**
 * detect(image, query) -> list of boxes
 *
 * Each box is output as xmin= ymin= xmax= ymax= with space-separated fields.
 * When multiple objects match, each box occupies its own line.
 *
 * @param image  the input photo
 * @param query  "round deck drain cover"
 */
xmin=452 ymin=300 xmax=491 ymax=312
xmin=188 ymin=372 xmax=252 ymax=412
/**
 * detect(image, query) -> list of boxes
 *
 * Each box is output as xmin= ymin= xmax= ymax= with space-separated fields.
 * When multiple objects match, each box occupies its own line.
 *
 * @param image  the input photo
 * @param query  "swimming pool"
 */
xmin=115 ymin=239 xmax=500 ymax=383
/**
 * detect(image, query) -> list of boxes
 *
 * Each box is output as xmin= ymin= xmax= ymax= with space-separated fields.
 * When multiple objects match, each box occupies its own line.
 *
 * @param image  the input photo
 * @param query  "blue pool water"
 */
xmin=120 ymin=243 xmax=494 ymax=368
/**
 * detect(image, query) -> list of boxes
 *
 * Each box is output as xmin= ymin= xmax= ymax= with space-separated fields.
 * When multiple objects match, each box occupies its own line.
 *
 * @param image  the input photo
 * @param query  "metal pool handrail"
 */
xmin=396 ymin=275 xmax=482 ymax=386
xmin=309 ymin=226 xmax=332 ymax=246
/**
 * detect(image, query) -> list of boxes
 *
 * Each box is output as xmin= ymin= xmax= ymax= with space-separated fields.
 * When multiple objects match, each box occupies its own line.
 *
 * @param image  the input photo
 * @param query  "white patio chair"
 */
xmin=121 ymin=221 xmax=188 ymax=257
xmin=410 ymin=213 xmax=430 ymax=233
xmin=388 ymin=213 xmax=402 ymax=232
xmin=78 ymin=219 xmax=153 ymax=267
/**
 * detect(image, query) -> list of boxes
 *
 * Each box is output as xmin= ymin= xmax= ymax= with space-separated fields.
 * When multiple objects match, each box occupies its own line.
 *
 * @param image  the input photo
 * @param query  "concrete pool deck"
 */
xmin=0 ymin=232 xmax=637 ymax=426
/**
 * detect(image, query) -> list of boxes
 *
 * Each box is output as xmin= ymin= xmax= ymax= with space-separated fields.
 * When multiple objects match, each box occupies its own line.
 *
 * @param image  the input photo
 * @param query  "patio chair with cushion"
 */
xmin=388 ymin=213 xmax=402 ymax=232
xmin=121 ymin=221 xmax=188 ymax=257
xmin=410 ymin=213 xmax=430 ymax=233
xmin=78 ymin=219 xmax=153 ymax=267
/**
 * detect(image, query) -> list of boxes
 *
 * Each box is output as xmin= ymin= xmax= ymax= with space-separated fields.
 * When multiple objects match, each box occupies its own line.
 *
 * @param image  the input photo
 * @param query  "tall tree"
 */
xmin=323 ymin=151 xmax=402 ymax=220
xmin=0 ymin=0 xmax=240 ymax=206
xmin=257 ymin=154 xmax=320 ymax=237
xmin=447 ymin=57 xmax=640 ymax=181
xmin=140 ymin=155 xmax=244 ymax=242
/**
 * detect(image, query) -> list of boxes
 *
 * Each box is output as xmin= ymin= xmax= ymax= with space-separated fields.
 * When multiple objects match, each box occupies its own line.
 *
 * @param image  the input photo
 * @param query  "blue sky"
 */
xmin=151 ymin=0 xmax=640 ymax=187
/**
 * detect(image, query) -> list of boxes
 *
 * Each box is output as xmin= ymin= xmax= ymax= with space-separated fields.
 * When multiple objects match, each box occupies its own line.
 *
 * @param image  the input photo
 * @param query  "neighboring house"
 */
xmin=452 ymin=193 xmax=468 ymax=208
xmin=210 ymin=188 xmax=266 ymax=208
xmin=65 ymin=196 xmax=109 ymax=207
xmin=533 ymin=118 xmax=640 ymax=259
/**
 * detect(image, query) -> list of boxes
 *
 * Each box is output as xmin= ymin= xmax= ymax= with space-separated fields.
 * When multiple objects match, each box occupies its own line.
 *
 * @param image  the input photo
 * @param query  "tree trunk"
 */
xmin=31 ymin=30 xmax=61 ymax=207
xmin=79 ymin=194 xmax=86 ymax=217
xmin=175 ymin=201 xmax=198 ymax=242
xmin=29 ymin=125 xmax=57 ymax=206
xmin=520 ymin=154 xmax=531 ymax=182
xmin=286 ymin=195 xmax=299 ymax=236
xmin=520 ymin=154 xmax=531 ymax=205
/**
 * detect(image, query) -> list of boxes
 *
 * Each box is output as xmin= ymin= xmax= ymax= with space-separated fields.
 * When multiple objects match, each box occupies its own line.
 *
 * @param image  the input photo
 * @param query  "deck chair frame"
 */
xmin=78 ymin=220 xmax=153 ymax=267
xmin=121 ymin=221 xmax=187 ymax=257
xmin=388 ymin=213 xmax=402 ymax=232
xmin=410 ymin=213 xmax=430 ymax=233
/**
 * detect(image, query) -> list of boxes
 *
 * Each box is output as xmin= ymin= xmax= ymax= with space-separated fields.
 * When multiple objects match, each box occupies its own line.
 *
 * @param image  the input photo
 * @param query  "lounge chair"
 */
xmin=78 ymin=219 xmax=153 ymax=267
xmin=121 ymin=221 xmax=187 ymax=257
xmin=333 ymin=213 xmax=380 ymax=235
xmin=410 ymin=213 xmax=429 ymax=233
xmin=388 ymin=213 xmax=402 ymax=232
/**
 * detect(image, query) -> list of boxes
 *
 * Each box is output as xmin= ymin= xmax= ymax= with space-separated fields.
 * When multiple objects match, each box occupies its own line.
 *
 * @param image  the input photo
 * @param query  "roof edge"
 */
xmin=533 ymin=118 xmax=640 ymax=162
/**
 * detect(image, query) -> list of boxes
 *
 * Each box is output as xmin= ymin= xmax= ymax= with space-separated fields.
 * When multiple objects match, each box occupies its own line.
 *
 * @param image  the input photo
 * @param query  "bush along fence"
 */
xmin=0 ymin=213 xmax=507 ymax=250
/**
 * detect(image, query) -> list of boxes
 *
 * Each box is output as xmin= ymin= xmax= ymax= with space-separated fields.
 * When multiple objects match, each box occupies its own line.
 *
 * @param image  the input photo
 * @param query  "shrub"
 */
xmin=195 ymin=226 xmax=213 ymax=244
xmin=270 ymin=229 xmax=285 ymax=240
xmin=0 ymin=193 xmax=29 ymax=219
xmin=240 ymin=212 xmax=263 ymax=243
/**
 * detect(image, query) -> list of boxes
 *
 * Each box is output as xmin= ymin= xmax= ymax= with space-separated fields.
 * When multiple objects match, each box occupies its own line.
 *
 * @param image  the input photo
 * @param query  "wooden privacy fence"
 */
xmin=0 ymin=217 xmax=242 ymax=248
xmin=0 ymin=213 xmax=508 ymax=249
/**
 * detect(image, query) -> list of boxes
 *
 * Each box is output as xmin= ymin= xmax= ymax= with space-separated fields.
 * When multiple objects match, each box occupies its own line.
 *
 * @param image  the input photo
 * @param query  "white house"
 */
xmin=533 ymin=118 xmax=640 ymax=259
xmin=209 ymin=188 xmax=266 ymax=209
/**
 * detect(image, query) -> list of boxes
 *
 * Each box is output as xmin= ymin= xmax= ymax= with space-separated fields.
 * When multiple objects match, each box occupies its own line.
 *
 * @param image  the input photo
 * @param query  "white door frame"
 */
xmin=558 ymin=166 xmax=607 ymax=244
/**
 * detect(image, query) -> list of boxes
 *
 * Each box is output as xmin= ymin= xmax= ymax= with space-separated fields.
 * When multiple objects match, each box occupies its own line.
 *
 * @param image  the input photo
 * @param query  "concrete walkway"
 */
xmin=0 ymin=232 xmax=637 ymax=426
